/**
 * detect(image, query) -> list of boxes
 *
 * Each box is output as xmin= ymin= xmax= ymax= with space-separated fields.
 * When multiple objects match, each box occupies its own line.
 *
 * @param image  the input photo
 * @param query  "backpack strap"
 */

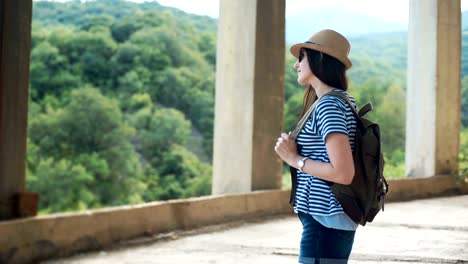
xmin=327 ymin=91 xmax=374 ymax=118
xmin=325 ymin=91 xmax=360 ymax=119
xmin=291 ymin=90 xmax=364 ymax=139
xmin=290 ymin=99 xmax=318 ymax=140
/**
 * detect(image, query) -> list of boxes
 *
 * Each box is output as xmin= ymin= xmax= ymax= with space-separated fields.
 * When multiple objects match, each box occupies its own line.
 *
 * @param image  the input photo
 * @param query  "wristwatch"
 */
xmin=297 ymin=156 xmax=309 ymax=172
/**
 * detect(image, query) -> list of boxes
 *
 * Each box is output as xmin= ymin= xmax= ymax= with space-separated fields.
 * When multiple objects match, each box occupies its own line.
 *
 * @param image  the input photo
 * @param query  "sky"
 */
xmin=150 ymin=0 xmax=468 ymax=24
xmin=40 ymin=0 xmax=468 ymax=24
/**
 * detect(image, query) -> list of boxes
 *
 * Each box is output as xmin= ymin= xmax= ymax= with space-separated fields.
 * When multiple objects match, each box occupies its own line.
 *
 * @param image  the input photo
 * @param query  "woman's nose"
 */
xmin=294 ymin=61 xmax=299 ymax=69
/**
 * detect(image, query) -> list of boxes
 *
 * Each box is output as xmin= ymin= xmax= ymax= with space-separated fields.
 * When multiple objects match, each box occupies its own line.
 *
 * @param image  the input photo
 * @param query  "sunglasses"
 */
xmin=298 ymin=49 xmax=306 ymax=62
xmin=298 ymin=41 xmax=319 ymax=62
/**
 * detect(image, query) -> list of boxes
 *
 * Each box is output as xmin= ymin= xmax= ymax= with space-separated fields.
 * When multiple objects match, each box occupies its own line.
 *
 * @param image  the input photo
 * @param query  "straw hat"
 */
xmin=290 ymin=29 xmax=352 ymax=70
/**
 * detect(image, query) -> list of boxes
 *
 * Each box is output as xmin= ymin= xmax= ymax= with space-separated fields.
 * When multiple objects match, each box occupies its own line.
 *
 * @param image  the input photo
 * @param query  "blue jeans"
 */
xmin=298 ymin=212 xmax=355 ymax=264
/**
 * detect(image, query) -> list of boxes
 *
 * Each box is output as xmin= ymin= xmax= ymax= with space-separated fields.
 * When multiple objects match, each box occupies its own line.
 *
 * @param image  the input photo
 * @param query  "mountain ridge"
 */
xmin=286 ymin=8 xmax=407 ymax=43
xmin=287 ymin=8 xmax=468 ymax=43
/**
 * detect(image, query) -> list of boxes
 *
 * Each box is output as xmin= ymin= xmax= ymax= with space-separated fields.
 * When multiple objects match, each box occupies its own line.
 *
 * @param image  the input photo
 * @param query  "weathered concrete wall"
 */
xmin=0 ymin=190 xmax=291 ymax=264
xmin=1 ymin=177 xmax=467 ymax=264
xmin=385 ymin=175 xmax=467 ymax=201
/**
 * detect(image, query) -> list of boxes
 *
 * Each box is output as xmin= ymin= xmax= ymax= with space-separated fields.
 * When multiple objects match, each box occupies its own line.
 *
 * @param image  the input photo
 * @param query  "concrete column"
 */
xmin=0 ymin=0 xmax=33 ymax=219
xmin=212 ymin=0 xmax=285 ymax=194
xmin=406 ymin=0 xmax=461 ymax=177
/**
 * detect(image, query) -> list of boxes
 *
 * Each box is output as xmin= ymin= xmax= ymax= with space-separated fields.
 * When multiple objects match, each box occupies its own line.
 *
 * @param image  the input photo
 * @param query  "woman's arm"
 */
xmin=275 ymin=132 xmax=355 ymax=185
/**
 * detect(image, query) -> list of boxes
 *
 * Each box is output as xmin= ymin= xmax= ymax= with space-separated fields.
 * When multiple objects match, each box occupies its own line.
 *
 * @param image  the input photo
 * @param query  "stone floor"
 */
xmin=44 ymin=195 xmax=468 ymax=264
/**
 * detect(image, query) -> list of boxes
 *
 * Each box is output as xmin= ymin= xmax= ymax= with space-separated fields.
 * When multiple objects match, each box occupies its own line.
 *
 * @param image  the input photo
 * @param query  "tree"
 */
xmin=54 ymin=30 xmax=117 ymax=88
xmin=111 ymin=43 xmax=157 ymax=94
xmin=462 ymin=76 xmax=468 ymax=127
xmin=284 ymin=92 xmax=304 ymax=133
xmin=284 ymin=55 xmax=303 ymax=101
xmin=157 ymin=145 xmax=212 ymax=199
xmin=129 ymin=107 xmax=211 ymax=201
xmin=197 ymin=32 xmax=216 ymax=65
xmin=80 ymin=15 xmax=114 ymax=32
xmin=111 ymin=18 xmax=144 ymax=43
xmin=139 ymin=108 xmax=191 ymax=165
xmin=127 ymin=93 xmax=153 ymax=112
xmin=373 ymin=83 xmax=406 ymax=155
xmin=31 ymin=22 xmax=48 ymax=49
xmin=30 ymin=41 xmax=81 ymax=99
xmin=27 ymin=157 xmax=97 ymax=213
xmin=29 ymin=88 xmax=144 ymax=206
xmin=459 ymin=128 xmax=468 ymax=177
xmin=29 ymin=0 xmax=223 ymax=211
xmin=129 ymin=26 xmax=201 ymax=68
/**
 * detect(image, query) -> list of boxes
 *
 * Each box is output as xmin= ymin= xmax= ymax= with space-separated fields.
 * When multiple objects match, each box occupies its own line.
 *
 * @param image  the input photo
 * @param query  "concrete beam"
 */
xmin=0 ymin=0 xmax=33 ymax=219
xmin=406 ymin=0 xmax=461 ymax=177
xmin=212 ymin=0 xmax=285 ymax=194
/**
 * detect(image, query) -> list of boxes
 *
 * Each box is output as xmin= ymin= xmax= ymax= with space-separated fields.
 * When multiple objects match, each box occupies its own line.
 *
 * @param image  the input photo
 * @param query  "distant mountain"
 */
xmin=286 ymin=8 xmax=407 ymax=44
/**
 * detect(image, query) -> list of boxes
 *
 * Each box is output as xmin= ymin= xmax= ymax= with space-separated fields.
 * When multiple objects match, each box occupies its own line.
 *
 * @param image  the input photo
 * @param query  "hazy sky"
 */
xmin=41 ymin=0 xmax=468 ymax=24
xmin=153 ymin=0 xmax=468 ymax=23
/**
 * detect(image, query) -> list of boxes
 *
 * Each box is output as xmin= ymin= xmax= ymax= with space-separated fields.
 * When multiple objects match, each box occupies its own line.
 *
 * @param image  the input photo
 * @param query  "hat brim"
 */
xmin=290 ymin=43 xmax=352 ymax=70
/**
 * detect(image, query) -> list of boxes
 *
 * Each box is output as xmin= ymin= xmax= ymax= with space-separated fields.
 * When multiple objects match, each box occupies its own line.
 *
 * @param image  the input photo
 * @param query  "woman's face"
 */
xmin=294 ymin=49 xmax=314 ymax=85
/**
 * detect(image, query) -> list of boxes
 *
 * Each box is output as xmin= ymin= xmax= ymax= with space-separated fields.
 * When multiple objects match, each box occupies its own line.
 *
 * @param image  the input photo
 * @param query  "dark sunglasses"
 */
xmin=298 ymin=41 xmax=318 ymax=62
xmin=298 ymin=49 xmax=306 ymax=62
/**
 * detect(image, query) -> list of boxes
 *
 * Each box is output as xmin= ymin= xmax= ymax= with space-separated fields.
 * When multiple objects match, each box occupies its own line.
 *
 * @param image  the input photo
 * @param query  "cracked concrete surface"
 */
xmin=44 ymin=195 xmax=468 ymax=264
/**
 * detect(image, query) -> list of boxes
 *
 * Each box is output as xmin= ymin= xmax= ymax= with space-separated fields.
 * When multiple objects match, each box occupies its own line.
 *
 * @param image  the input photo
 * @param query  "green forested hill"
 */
xmin=348 ymin=32 xmax=407 ymax=84
xmin=29 ymin=0 xmax=467 ymax=213
xmin=33 ymin=0 xmax=217 ymax=33
xmin=29 ymin=0 xmax=217 ymax=213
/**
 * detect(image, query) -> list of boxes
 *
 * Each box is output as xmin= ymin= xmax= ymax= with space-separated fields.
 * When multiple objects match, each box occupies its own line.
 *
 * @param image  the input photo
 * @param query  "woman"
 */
xmin=274 ymin=29 xmax=358 ymax=263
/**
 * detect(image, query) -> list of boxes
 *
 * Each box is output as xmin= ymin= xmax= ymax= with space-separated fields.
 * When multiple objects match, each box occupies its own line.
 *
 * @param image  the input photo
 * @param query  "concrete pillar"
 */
xmin=212 ymin=0 xmax=285 ymax=194
xmin=0 ymin=0 xmax=33 ymax=219
xmin=406 ymin=0 xmax=461 ymax=177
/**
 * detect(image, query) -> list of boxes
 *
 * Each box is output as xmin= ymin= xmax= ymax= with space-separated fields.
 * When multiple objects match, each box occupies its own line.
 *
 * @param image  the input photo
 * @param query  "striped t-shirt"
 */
xmin=293 ymin=89 xmax=357 ymax=218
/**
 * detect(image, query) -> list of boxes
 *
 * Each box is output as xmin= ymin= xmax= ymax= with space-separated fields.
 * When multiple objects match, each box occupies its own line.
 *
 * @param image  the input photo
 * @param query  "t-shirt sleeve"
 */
xmin=315 ymin=98 xmax=349 ymax=142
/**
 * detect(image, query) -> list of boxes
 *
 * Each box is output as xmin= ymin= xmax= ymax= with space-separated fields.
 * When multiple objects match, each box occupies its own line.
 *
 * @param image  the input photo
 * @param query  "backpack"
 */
xmin=288 ymin=91 xmax=388 ymax=226
xmin=326 ymin=91 xmax=388 ymax=226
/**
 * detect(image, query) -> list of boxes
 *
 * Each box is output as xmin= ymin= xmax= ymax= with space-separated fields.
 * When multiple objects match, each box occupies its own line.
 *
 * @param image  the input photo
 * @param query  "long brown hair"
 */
xmin=299 ymin=48 xmax=348 ymax=118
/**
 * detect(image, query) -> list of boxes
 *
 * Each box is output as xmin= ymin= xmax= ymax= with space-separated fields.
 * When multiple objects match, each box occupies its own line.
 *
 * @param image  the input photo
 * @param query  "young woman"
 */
xmin=274 ymin=29 xmax=358 ymax=263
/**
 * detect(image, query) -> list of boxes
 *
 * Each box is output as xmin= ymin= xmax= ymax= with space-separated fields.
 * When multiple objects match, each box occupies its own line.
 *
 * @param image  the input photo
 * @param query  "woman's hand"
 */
xmin=274 ymin=133 xmax=300 ymax=167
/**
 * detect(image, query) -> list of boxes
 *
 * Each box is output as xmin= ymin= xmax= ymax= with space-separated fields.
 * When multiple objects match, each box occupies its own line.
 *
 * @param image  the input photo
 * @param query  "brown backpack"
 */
xmin=289 ymin=91 xmax=388 ymax=226
xmin=326 ymin=91 xmax=388 ymax=225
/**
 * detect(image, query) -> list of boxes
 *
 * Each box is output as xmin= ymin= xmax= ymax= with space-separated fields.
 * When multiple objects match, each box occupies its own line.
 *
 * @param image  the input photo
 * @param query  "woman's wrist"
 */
xmin=288 ymin=154 xmax=302 ymax=168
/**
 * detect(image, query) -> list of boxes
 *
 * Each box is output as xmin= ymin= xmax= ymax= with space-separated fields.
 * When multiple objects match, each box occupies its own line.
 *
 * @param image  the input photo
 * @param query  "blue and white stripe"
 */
xmin=294 ymin=89 xmax=357 ymax=217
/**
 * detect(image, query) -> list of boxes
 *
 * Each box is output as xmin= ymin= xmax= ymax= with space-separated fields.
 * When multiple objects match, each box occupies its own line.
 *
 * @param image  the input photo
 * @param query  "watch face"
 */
xmin=297 ymin=160 xmax=304 ymax=168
